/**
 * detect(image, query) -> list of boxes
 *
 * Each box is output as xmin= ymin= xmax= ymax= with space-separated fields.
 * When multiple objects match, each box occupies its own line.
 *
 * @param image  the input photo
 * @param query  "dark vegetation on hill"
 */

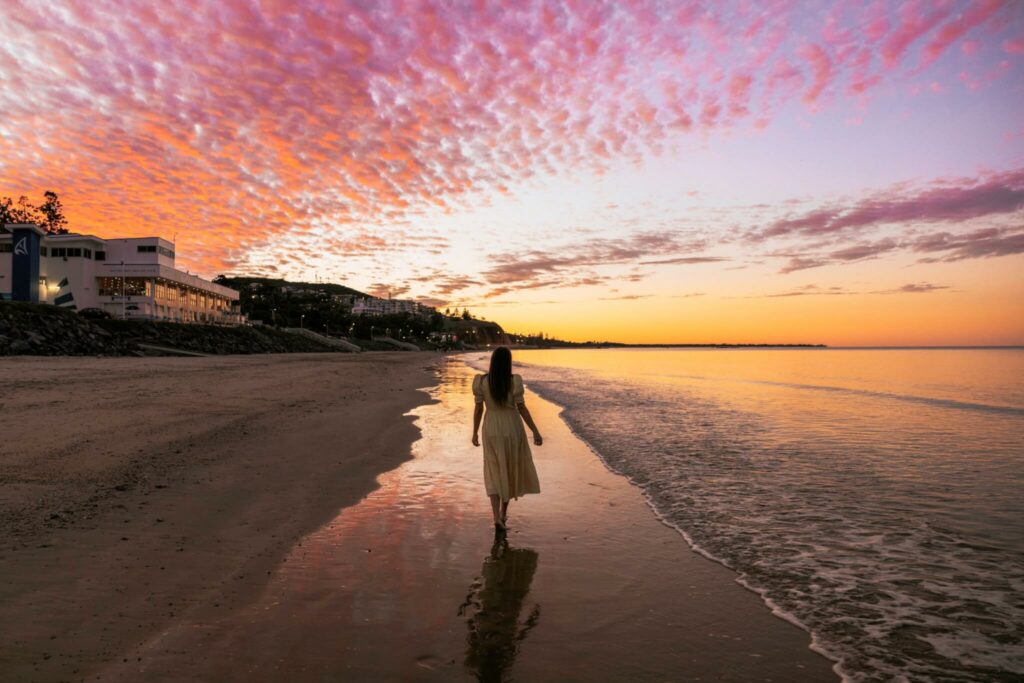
xmin=215 ymin=276 xmax=367 ymax=299
xmin=215 ymin=275 xmax=510 ymax=348
xmin=442 ymin=317 xmax=509 ymax=346
xmin=215 ymin=275 xmax=440 ymax=340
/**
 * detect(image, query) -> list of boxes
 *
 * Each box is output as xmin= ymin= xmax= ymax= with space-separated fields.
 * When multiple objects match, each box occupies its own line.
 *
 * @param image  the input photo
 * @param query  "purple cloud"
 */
xmin=482 ymin=231 xmax=709 ymax=295
xmin=639 ymin=256 xmax=730 ymax=266
xmin=891 ymin=282 xmax=950 ymax=293
xmin=760 ymin=282 xmax=950 ymax=297
xmin=757 ymin=168 xmax=1024 ymax=240
xmin=913 ymin=227 xmax=1024 ymax=261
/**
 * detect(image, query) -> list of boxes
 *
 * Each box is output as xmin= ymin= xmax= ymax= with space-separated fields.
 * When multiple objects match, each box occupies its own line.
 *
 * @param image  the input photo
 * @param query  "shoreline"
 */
xmin=98 ymin=358 xmax=835 ymax=681
xmin=2 ymin=353 xmax=836 ymax=681
xmin=0 ymin=353 xmax=439 ymax=681
xmin=464 ymin=354 xmax=845 ymax=679
xmin=549 ymin=400 xmax=845 ymax=680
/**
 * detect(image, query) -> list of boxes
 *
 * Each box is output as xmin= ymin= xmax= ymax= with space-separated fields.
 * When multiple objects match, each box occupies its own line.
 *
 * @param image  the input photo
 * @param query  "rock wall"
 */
xmin=0 ymin=302 xmax=351 ymax=356
xmin=0 ymin=302 xmax=135 ymax=356
xmin=97 ymin=320 xmax=347 ymax=355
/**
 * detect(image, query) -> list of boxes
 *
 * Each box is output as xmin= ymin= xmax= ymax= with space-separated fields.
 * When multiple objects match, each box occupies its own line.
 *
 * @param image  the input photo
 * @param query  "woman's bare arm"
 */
xmin=472 ymin=403 xmax=483 ymax=446
xmin=517 ymin=402 xmax=543 ymax=445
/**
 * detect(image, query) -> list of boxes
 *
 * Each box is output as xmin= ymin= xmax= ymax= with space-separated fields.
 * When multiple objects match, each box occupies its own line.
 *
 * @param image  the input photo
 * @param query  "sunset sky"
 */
xmin=1 ymin=0 xmax=1022 ymax=345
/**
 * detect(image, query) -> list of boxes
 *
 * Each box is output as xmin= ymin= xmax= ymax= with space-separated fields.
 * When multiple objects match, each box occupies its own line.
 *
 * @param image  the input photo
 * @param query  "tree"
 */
xmin=37 ymin=191 xmax=68 ymax=234
xmin=0 ymin=191 xmax=68 ymax=233
xmin=0 ymin=197 xmax=12 ymax=229
xmin=0 ymin=195 xmax=37 ymax=228
xmin=462 ymin=308 xmax=471 ymax=320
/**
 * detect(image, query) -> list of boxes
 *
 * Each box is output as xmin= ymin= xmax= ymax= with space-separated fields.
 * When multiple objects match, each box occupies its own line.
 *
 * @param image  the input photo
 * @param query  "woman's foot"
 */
xmin=494 ymin=520 xmax=507 ymax=533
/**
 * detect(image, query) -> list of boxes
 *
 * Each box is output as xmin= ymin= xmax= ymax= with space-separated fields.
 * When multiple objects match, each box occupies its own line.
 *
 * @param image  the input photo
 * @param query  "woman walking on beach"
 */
xmin=472 ymin=347 xmax=542 ymax=532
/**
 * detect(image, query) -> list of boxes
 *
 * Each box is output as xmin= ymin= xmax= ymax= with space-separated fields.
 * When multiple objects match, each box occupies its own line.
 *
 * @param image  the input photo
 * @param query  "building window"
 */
xmin=84 ymin=248 xmax=92 ymax=259
xmin=137 ymin=245 xmax=157 ymax=253
xmin=95 ymin=250 xmax=106 ymax=261
xmin=39 ymin=246 xmax=47 ymax=256
xmin=97 ymin=277 xmax=150 ymax=297
xmin=67 ymin=248 xmax=82 ymax=257
xmin=158 ymin=246 xmax=175 ymax=258
xmin=0 ymin=243 xmax=11 ymax=253
xmin=52 ymin=247 xmax=65 ymax=257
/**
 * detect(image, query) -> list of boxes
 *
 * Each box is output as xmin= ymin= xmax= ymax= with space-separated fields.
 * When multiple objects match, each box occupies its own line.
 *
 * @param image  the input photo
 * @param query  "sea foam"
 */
xmin=472 ymin=351 xmax=1024 ymax=682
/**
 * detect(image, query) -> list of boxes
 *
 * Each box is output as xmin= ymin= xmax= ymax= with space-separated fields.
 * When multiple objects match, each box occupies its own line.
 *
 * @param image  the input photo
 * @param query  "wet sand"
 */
xmin=92 ymin=358 xmax=837 ymax=682
xmin=0 ymin=353 xmax=437 ymax=681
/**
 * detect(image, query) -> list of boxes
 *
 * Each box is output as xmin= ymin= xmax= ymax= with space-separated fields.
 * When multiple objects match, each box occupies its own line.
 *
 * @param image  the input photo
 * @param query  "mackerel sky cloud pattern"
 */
xmin=1 ymin=0 xmax=1023 ymax=342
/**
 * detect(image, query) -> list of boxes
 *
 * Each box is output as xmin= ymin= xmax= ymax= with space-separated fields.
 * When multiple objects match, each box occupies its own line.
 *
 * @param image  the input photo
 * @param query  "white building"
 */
xmin=1 ymin=225 xmax=242 ymax=324
xmin=351 ymin=296 xmax=434 ymax=317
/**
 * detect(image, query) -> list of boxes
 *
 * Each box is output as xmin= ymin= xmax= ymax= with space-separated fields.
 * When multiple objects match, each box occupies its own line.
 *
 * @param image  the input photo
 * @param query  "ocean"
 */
xmin=480 ymin=348 xmax=1024 ymax=682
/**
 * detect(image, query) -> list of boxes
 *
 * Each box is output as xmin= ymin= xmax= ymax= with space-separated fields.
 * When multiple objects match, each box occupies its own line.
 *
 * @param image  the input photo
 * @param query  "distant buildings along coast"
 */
xmin=1 ymin=223 xmax=242 ymax=324
xmin=351 ymin=296 xmax=435 ymax=317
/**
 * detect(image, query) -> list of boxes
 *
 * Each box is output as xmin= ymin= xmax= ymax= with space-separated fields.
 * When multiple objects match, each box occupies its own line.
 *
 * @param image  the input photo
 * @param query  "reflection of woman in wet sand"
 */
xmin=460 ymin=536 xmax=541 ymax=682
xmin=472 ymin=347 xmax=542 ymax=532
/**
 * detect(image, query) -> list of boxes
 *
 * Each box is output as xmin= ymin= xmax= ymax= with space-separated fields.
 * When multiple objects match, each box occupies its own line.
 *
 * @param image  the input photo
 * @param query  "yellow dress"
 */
xmin=473 ymin=374 xmax=541 ymax=501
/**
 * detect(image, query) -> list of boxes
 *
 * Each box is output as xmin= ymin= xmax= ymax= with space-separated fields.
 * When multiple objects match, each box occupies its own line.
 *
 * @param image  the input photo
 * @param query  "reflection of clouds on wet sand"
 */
xmin=459 ymin=536 xmax=541 ymax=682
xmin=88 ymin=359 xmax=837 ymax=681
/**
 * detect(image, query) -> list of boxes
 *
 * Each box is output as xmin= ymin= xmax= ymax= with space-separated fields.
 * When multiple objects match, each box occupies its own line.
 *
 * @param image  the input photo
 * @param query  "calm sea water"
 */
xmin=484 ymin=348 xmax=1024 ymax=682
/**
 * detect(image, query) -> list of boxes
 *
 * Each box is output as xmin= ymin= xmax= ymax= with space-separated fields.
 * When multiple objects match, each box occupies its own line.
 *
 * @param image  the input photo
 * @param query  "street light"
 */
xmin=120 ymin=260 xmax=126 ymax=320
xmin=300 ymin=314 xmax=305 ymax=329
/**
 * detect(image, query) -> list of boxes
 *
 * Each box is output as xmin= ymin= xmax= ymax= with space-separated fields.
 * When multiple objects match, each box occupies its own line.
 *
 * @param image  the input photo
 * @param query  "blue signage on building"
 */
xmin=10 ymin=224 xmax=43 ymax=302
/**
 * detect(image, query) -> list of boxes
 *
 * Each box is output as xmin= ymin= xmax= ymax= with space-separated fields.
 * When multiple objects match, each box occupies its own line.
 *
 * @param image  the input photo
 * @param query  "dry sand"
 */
xmin=1 ymin=354 xmax=837 ymax=682
xmin=0 ymin=353 xmax=438 ymax=681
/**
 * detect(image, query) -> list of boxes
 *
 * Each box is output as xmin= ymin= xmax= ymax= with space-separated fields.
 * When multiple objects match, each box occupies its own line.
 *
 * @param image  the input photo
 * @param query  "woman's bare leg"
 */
xmin=489 ymin=494 xmax=504 ymax=528
xmin=501 ymin=499 xmax=509 ymax=524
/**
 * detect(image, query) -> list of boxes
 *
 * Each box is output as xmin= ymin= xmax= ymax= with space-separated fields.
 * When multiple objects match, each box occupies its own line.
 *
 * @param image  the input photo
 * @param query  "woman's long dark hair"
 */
xmin=487 ymin=347 xmax=513 ymax=406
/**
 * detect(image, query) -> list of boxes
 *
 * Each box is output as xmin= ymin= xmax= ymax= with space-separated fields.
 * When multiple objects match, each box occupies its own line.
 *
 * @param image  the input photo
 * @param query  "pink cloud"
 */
xmin=798 ymin=44 xmax=833 ymax=105
xmin=727 ymin=72 xmax=754 ymax=118
xmin=480 ymin=231 xmax=710 ymax=296
xmin=758 ymin=168 xmax=1024 ymax=240
xmin=829 ymin=238 xmax=900 ymax=261
xmin=913 ymin=227 xmax=1024 ymax=261
xmin=639 ymin=256 xmax=729 ymax=266
xmin=921 ymin=0 xmax=1003 ymax=66
xmin=891 ymin=282 xmax=949 ymax=293
xmin=756 ymin=167 xmax=1024 ymax=274
xmin=762 ymin=282 xmax=950 ymax=296
xmin=0 ymin=0 xmax=1017 ymax=277
xmin=881 ymin=2 xmax=951 ymax=67
xmin=366 ymin=282 xmax=411 ymax=298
